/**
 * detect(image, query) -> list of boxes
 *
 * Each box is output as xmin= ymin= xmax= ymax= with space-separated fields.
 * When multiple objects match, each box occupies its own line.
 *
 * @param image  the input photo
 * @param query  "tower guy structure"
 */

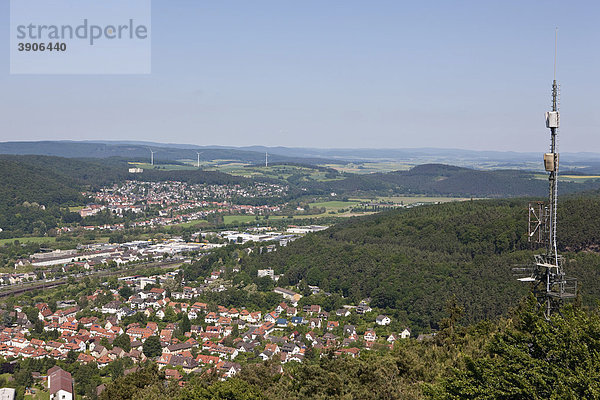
xmin=518 ymin=31 xmax=577 ymax=319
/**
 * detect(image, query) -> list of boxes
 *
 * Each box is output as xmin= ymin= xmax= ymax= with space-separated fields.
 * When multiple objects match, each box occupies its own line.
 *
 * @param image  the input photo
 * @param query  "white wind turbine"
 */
xmin=148 ymin=148 xmax=155 ymax=166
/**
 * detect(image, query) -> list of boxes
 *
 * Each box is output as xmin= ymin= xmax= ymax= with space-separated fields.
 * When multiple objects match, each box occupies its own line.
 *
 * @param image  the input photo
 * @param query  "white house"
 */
xmin=257 ymin=269 xmax=274 ymax=278
xmin=48 ymin=366 xmax=73 ymax=400
xmin=376 ymin=315 xmax=391 ymax=326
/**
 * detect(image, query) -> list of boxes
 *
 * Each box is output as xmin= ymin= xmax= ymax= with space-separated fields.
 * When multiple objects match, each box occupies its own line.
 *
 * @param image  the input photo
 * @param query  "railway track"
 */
xmin=0 ymin=261 xmax=181 ymax=298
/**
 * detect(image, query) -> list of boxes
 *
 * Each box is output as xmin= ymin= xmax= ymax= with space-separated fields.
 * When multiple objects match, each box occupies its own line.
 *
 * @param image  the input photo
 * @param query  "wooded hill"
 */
xmin=244 ymin=196 xmax=600 ymax=331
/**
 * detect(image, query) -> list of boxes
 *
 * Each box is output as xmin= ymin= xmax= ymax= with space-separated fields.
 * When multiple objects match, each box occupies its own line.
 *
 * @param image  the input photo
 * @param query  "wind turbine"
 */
xmin=148 ymin=148 xmax=155 ymax=166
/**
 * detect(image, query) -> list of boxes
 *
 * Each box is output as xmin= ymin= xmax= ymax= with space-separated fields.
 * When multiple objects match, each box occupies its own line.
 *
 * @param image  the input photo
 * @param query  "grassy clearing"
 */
xmin=0 ymin=236 xmax=57 ymax=245
xmin=27 ymin=389 xmax=49 ymax=400
xmin=310 ymin=201 xmax=361 ymax=210
xmin=223 ymin=215 xmax=261 ymax=224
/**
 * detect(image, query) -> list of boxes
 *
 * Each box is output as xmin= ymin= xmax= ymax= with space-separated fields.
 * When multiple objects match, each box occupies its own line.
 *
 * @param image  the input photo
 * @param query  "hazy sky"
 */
xmin=1 ymin=1 xmax=599 ymax=152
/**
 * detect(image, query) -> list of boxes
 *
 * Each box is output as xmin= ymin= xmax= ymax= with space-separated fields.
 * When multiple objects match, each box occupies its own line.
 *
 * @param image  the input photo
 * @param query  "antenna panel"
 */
xmin=545 ymin=111 xmax=559 ymax=128
xmin=544 ymin=153 xmax=558 ymax=172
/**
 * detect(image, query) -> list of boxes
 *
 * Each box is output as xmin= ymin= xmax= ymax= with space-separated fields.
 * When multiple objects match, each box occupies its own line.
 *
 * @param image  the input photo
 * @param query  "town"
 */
xmin=74 ymin=180 xmax=290 ymax=232
xmin=0 ymin=231 xmax=414 ymax=399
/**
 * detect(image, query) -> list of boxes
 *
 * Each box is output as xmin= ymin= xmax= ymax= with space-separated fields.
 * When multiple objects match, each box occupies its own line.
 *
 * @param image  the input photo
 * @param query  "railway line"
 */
xmin=0 ymin=261 xmax=181 ymax=298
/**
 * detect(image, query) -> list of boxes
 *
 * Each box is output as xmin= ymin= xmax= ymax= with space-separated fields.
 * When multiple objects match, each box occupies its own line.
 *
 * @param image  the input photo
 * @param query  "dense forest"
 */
xmin=0 ymin=158 xmax=83 ymax=208
xmin=243 ymin=197 xmax=600 ymax=331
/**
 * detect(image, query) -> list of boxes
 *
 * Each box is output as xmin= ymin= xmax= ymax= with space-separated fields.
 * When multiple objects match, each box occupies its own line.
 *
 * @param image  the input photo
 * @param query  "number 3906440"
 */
xmin=18 ymin=42 xmax=67 ymax=51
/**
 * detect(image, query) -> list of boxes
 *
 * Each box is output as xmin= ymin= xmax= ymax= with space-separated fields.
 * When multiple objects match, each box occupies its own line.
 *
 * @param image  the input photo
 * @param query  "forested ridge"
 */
xmin=0 ymin=141 xmax=337 ymax=165
xmin=0 ymin=158 xmax=83 ymax=208
xmin=307 ymin=164 xmax=600 ymax=197
xmin=0 ymin=155 xmax=253 ymax=189
xmin=244 ymin=197 xmax=600 ymax=331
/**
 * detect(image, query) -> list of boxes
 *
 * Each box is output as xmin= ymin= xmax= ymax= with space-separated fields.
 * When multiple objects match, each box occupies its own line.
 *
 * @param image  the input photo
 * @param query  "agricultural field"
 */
xmin=559 ymin=175 xmax=600 ymax=182
xmin=129 ymin=162 xmax=197 ymax=171
xmin=0 ymin=236 xmax=57 ymax=246
xmin=206 ymin=163 xmax=345 ymax=183
xmin=322 ymin=161 xmax=413 ymax=174
xmin=355 ymin=196 xmax=475 ymax=205
xmin=534 ymin=173 xmax=600 ymax=182
xmin=310 ymin=200 xmax=361 ymax=210
xmin=223 ymin=215 xmax=263 ymax=225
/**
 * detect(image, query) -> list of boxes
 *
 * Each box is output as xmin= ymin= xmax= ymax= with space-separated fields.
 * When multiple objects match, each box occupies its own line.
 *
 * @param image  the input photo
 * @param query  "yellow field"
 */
xmin=561 ymin=175 xmax=600 ymax=179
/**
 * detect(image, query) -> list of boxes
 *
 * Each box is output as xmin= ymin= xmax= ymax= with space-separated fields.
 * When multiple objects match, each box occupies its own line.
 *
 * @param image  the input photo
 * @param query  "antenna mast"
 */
xmin=265 ymin=152 xmax=268 ymax=168
xmin=520 ymin=29 xmax=577 ymax=319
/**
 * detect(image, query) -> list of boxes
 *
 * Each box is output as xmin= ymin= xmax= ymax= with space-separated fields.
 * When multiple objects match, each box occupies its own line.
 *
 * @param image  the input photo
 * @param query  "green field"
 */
xmin=223 ymin=215 xmax=262 ymax=225
xmin=351 ymin=196 xmax=474 ymax=205
xmin=310 ymin=200 xmax=361 ymax=210
xmin=221 ymin=201 xmax=370 ymax=224
xmin=207 ymin=163 xmax=345 ymax=183
xmin=0 ymin=236 xmax=57 ymax=245
xmin=533 ymin=173 xmax=600 ymax=182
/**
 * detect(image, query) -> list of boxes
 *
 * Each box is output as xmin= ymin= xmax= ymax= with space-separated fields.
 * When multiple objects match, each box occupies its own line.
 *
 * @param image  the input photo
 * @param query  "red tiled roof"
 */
xmin=48 ymin=367 xmax=73 ymax=395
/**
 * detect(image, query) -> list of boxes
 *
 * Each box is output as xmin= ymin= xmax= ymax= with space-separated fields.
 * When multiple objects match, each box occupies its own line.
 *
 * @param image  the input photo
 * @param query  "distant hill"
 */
xmin=0 ymin=141 xmax=340 ymax=166
xmin=308 ymin=164 xmax=600 ymax=197
xmin=5 ymin=140 xmax=600 ymax=171
xmin=237 ymin=146 xmax=600 ymax=170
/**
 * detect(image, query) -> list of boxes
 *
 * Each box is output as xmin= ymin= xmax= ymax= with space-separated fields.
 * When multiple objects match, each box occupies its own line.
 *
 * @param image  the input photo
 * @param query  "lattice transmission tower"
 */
xmin=513 ymin=30 xmax=577 ymax=319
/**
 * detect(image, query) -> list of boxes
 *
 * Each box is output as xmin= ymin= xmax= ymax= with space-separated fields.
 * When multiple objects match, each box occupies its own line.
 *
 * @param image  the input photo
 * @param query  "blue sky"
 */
xmin=1 ymin=1 xmax=598 ymax=151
